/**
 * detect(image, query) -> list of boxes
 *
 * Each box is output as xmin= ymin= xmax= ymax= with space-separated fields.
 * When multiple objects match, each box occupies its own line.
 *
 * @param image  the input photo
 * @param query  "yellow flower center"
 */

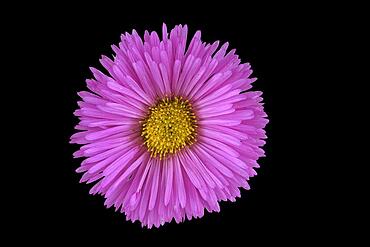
xmin=141 ymin=96 xmax=197 ymax=159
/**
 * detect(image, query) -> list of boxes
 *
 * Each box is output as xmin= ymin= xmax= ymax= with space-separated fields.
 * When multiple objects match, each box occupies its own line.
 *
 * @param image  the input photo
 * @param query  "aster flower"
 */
xmin=70 ymin=23 xmax=268 ymax=228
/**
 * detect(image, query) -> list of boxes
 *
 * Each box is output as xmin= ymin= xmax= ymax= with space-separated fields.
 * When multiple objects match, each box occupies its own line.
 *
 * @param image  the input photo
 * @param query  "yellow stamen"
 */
xmin=141 ymin=96 xmax=197 ymax=159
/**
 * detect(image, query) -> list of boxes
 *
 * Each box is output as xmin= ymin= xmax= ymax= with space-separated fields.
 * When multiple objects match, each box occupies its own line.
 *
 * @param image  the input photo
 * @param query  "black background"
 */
xmin=6 ymin=2 xmax=340 ymax=244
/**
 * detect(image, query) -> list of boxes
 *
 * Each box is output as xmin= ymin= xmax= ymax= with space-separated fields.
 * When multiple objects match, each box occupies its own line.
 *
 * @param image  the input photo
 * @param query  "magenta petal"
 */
xmin=174 ymin=156 xmax=187 ymax=208
xmin=164 ymin=158 xmax=174 ymax=206
xmin=148 ymin=163 xmax=160 ymax=210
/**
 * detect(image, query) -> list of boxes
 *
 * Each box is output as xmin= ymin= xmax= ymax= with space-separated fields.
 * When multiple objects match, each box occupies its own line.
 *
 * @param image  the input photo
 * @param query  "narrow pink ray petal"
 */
xmin=164 ymin=158 xmax=174 ymax=206
xmin=148 ymin=161 xmax=161 ymax=210
xmin=174 ymin=156 xmax=187 ymax=208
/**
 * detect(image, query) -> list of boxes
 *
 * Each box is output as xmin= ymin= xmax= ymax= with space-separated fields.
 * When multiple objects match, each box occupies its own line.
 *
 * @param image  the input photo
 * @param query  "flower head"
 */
xmin=71 ymin=23 xmax=268 ymax=228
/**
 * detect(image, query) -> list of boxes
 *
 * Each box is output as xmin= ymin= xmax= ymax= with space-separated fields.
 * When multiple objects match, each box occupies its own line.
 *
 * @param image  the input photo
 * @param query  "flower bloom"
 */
xmin=71 ymin=24 xmax=268 ymax=228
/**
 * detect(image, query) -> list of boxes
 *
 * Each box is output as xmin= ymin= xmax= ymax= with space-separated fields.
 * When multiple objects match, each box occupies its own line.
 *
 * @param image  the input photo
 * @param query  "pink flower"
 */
xmin=71 ymin=23 xmax=268 ymax=228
